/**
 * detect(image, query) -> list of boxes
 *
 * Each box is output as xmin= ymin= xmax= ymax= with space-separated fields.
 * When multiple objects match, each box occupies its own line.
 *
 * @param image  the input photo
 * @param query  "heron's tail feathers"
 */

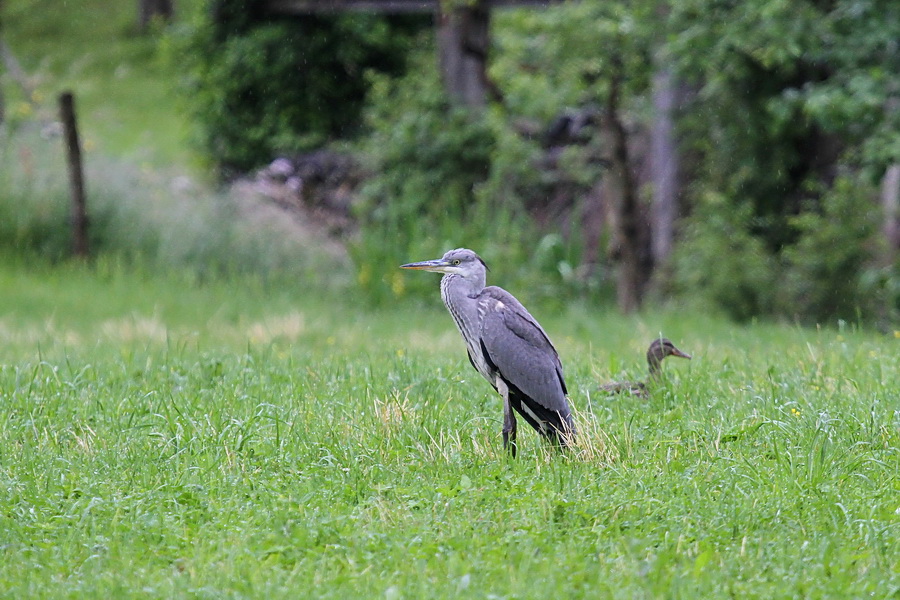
xmin=508 ymin=387 xmax=576 ymax=447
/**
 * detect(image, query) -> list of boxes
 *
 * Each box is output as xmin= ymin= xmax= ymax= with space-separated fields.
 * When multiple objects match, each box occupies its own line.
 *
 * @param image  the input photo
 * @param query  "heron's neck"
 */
xmin=440 ymin=274 xmax=482 ymax=339
xmin=440 ymin=273 xmax=484 ymax=299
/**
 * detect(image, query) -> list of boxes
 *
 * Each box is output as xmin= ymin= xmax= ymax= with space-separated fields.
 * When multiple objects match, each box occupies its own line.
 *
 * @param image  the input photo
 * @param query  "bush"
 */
xmin=171 ymin=0 xmax=425 ymax=176
xmin=672 ymin=192 xmax=779 ymax=321
xmin=674 ymin=178 xmax=888 ymax=326
xmin=860 ymin=264 xmax=900 ymax=330
xmin=780 ymin=176 xmax=878 ymax=323
xmin=352 ymin=36 xmax=613 ymax=306
xmin=351 ymin=55 xmax=504 ymax=303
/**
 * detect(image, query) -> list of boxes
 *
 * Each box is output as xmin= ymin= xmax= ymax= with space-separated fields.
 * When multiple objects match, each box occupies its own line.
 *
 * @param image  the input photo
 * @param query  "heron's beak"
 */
xmin=672 ymin=347 xmax=692 ymax=360
xmin=399 ymin=259 xmax=452 ymax=273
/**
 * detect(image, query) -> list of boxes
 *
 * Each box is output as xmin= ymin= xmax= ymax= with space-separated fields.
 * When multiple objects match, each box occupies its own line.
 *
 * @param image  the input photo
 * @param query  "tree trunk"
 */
xmin=649 ymin=64 xmax=680 ymax=271
xmin=882 ymin=163 xmax=900 ymax=261
xmin=0 ymin=0 xmax=4 ymax=126
xmin=602 ymin=58 xmax=649 ymax=313
xmin=138 ymin=0 xmax=173 ymax=32
xmin=436 ymin=1 xmax=493 ymax=107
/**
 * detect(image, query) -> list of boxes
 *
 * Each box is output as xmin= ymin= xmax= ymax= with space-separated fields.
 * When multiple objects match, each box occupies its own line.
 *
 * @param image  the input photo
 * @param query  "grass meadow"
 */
xmin=0 ymin=259 xmax=898 ymax=598
xmin=3 ymin=1 xmax=898 ymax=596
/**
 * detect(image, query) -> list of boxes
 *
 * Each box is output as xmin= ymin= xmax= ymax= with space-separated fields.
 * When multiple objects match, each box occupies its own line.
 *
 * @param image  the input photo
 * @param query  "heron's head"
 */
xmin=400 ymin=248 xmax=488 ymax=280
xmin=647 ymin=338 xmax=692 ymax=365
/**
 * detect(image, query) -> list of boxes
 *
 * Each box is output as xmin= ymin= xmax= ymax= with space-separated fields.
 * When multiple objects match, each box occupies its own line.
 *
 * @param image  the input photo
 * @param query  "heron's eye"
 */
xmin=453 ymin=259 xmax=461 ymax=265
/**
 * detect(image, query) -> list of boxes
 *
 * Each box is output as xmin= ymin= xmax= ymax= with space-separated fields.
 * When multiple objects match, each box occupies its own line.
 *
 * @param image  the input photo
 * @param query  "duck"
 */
xmin=600 ymin=338 xmax=691 ymax=398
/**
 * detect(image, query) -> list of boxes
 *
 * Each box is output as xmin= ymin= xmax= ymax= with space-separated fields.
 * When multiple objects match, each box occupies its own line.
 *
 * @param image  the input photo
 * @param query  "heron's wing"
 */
xmin=478 ymin=287 xmax=570 ymax=416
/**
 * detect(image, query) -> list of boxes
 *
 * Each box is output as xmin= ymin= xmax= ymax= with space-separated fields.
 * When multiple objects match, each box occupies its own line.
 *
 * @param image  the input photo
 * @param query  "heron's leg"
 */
xmin=497 ymin=378 xmax=517 ymax=457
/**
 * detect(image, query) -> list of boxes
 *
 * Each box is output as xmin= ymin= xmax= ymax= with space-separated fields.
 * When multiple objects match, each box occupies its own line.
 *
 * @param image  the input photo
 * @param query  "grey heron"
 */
xmin=599 ymin=338 xmax=691 ymax=397
xmin=400 ymin=248 xmax=575 ymax=456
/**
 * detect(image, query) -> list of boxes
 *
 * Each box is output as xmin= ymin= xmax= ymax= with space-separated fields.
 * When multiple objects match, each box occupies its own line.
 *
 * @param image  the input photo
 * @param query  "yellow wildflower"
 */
xmin=391 ymin=272 xmax=405 ymax=297
xmin=357 ymin=264 xmax=371 ymax=287
xmin=12 ymin=101 xmax=33 ymax=118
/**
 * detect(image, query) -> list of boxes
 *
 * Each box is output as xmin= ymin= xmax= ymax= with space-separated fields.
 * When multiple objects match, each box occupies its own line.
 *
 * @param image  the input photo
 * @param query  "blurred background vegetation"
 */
xmin=1 ymin=0 xmax=898 ymax=327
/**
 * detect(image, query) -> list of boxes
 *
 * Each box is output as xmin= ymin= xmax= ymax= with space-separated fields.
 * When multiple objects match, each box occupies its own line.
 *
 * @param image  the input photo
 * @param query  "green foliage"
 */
xmin=860 ymin=263 xmax=900 ymax=329
xmin=6 ymin=0 xmax=899 ymax=325
xmin=796 ymin=0 xmax=900 ymax=172
xmin=674 ymin=179 xmax=886 ymax=325
xmin=488 ymin=1 xmax=660 ymax=224
xmin=172 ymin=0 xmax=425 ymax=176
xmin=352 ymin=1 xmax=664 ymax=305
xmin=781 ymin=177 xmax=878 ymax=323
xmin=669 ymin=0 xmax=900 ymax=222
xmin=492 ymin=1 xmax=658 ymax=117
xmin=352 ymin=54 xmax=507 ymax=303
xmin=669 ymin=0 xmax=828 ymax=251
xmin=1 ymin=262 xmax=899 ymax=596
xmin=666 ymin=0 xmax=900 ymax=322
xmin=351 ymin=50 xmax=600 ymax=306
xmin=673 ymin=194 xmax=778 ymax=322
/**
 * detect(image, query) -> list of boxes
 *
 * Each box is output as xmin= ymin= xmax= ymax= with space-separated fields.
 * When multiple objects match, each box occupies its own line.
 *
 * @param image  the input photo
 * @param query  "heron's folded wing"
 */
xmin=478 ymin=294 xmax=569 ymax=415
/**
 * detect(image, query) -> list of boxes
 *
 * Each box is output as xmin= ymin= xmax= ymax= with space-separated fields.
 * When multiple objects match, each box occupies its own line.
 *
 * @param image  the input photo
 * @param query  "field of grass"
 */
xmin=1 ymin=260 xmax=898 ymax=597
xmin=2 ymin=2 xmax=897 ymax=596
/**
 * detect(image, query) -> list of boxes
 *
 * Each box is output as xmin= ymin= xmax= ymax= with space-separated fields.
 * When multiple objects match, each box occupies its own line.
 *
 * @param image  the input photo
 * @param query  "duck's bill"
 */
xmin=672 ymin=348 xmax=692 ymax=359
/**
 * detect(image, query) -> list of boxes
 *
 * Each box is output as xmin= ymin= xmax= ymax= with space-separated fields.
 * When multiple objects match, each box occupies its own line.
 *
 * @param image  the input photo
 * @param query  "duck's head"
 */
xmin=647 ymin=338 xmax=691 ymax=374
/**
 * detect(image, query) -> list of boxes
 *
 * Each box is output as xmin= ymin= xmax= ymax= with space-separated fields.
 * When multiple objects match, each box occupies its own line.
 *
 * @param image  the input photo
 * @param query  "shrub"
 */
xmin=171 ymin=0 xmax=425 ymax=176
xmin=352 ymin=39 xmax=612 ymax=306
xmin=673 ymin=178 xmax=888 ymax=326
xmin=860 ymin=263 xmax=900 ymax=330
xmin=780 ymin=176 xmax=878 ymax=323
xmin=672 ymin=192 xmax=779 ymax=321
xmin=351 ymin=54 xmax=504 ymax=303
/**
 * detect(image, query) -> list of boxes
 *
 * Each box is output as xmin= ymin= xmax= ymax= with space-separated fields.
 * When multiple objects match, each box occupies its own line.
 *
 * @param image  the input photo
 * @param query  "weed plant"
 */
xmin=0 ymin=128 xmax=349 ymax=285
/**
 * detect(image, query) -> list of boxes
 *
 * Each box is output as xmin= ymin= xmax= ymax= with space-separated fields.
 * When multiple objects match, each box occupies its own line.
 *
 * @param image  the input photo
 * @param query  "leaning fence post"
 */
xmin=59 ymin=91 xmax=89 ymax=258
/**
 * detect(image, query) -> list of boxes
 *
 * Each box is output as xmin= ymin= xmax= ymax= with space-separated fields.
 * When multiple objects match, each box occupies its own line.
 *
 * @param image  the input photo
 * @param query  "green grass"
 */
xmin=2 ymin=4 xmax=896 ymax=595
xmin=3 ymin=0 xmax=205 ymax=166
xmin=1 ymin=261 xmax=898 ymax=598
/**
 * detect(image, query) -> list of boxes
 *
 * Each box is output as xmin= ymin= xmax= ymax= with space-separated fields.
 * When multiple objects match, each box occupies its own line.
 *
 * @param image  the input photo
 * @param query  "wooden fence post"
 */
xmin=59 ymin=91 xmax=89 ymax=258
